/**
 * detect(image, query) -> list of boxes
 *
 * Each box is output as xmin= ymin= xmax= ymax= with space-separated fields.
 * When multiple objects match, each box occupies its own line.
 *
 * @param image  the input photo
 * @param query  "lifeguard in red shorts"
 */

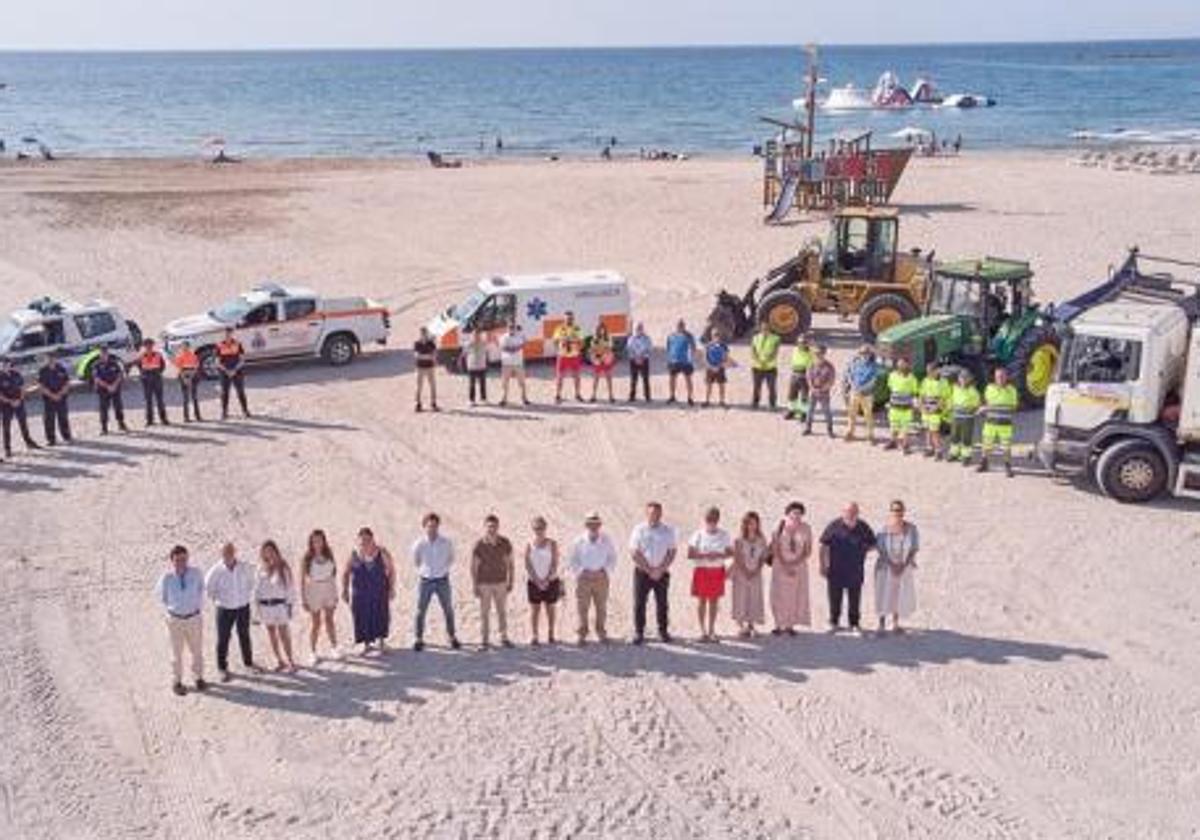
xmin=553 ymin=311 xmax=585 ymax=403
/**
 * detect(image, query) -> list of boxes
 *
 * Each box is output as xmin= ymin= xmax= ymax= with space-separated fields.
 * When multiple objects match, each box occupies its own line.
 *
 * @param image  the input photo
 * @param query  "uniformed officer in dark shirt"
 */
xmin=0 ymin=358 xmax=41 ymax=458
xmin=36 ymin=353 xmax=73 ymax=445
xmin=818 ymin=501 xmax=878 ymax=634
xmin=136 ymin=338 xmax=170 ymax=427
xmin=93 ymin=347 xmax=129 ymax=435
xmin=216 ymin=328 xmax=250 ymax=419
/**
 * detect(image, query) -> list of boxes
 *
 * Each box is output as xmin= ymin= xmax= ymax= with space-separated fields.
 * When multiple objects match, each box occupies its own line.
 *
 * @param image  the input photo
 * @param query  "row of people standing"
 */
xmin=0 ymin=327 xmax=252 ymax=461
xmin=155 ymin=503 xmax=921 ymax=695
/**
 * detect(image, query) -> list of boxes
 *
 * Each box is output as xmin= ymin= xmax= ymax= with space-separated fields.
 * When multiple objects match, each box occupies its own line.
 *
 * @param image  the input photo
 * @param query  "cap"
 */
xmin=584 ymin=511 xmax=602 ymax=525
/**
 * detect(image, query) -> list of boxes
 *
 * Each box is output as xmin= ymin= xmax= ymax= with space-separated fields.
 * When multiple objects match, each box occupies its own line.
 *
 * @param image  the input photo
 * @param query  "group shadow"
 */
xmin=208 ymin=628 xmax=1105 ymax=724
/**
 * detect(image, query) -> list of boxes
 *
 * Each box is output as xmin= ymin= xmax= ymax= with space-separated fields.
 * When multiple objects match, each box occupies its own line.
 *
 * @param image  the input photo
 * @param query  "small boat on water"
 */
xmin=940 ymin=93 xmax=996 ymax=109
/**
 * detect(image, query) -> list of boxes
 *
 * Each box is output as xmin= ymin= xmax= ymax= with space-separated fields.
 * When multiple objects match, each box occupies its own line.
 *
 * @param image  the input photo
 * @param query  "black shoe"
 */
xmin=119 ymin=424 xmax=129 ymax=432
xmin=172 ymin=682 xmax=187 ymax=696
xmin=413 ymin=640 xmax=425 ymax=652
xmin=28 ymin=441 xmax=41 ymax=450
xmin=977 ymin=459 xmax=989 ymax=473
xmin=450 ymin=637 xmax=462 ymax=650
xmin=220 ymin=670 xmax=232 ymax=683
xmin=100 ymin=428 xmax=109 ymax=436
xmin=1005 ymin=462 xmax=1015 ymax=478
xmin=802 ymin=429 xmax=812 ymax=436
xmin=632 ymin=634 xmax=645 ymax=646
xmin=687 ymin=398 xmax=695 ymax=407
xmin=195 ymin=678 xmax=209 ymax=692
xmin=783 ymin=411 xmax=795 ymax=420
xmin=162 ymin=419 xmax=171 ymax=426
xmin=659 ymin=631 xmax=673 ymax=644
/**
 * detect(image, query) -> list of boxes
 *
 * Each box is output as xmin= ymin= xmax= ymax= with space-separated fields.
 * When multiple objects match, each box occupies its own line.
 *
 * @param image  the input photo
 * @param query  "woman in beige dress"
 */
xmin=730 ymin=511 xmax=768 ymax=638
xmin=770 ymin=501 xmax=812 ymax=636
xmin=301 ymin=529 xmax=340 ymax=663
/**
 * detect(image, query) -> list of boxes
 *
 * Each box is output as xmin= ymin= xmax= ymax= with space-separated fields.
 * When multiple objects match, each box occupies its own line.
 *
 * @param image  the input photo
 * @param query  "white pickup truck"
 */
xmin=161 ymin=283 xmax=390 ymax=377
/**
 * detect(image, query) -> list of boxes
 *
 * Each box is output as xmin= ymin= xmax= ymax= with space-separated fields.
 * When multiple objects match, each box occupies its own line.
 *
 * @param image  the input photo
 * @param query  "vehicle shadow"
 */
xmin=205 ymin=628 xmax=1104 ymax=721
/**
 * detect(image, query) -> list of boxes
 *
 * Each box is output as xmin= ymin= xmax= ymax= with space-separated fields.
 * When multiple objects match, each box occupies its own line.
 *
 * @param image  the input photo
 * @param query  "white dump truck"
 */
xmin=161 ymin=282 xmax=390 ymax=377
xmin=1038 ymin=251 xmax=1200 ymax=503
xmin=0 ymin=297 xmax=142 ymax=380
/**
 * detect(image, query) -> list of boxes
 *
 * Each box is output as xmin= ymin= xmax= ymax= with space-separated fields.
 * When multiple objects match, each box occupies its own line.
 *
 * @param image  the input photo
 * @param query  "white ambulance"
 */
xmin=427 ymin=271 xmax=631 ymax=365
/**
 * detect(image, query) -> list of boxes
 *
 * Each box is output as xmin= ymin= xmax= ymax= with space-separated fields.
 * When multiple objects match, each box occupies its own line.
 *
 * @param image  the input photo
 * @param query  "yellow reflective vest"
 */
xmin=751 ymin=332 xmax=781 ymax=371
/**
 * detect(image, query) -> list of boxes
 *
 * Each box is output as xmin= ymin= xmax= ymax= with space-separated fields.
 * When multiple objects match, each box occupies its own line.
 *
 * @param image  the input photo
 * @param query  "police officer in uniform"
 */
xmin=93 ymin=347 xmax=129 ymax=435
xmin=36 ymin=353 xmax=73 ymax=445
xmin=1 ymin=358 xmax=41 ymax=458
xmin=216 ymin=328 xmax=250 ymax=419
xmin=137 ymin=338 xmax=170 ymax=426
xmin=172 ymin=340 xmax=203 ymax=422
xmin=977 ymin=368 xmax=1019 ymax=477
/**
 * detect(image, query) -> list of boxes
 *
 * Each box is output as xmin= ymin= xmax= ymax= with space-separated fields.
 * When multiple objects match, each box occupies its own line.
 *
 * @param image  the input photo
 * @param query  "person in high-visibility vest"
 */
xmin=884 ymin=358 xmax=919 ymax=454
xmin=217 ymin=328 xmax=251 ymax=419
xmin=136 ymin=338 xmax=170 ymax=427
xmin=948 ymin=370 xmax=981 ymax=465
xmin=977 ymin=368 xmax=1019 ymax=477
xmin=783 ymin=333 xmax=814 ymax=421
xmin=749 ymin=322 xmax=781 ymax=410
xmin=918 ymin=364 xmax=953 ymax=460
xmin=173 ymin=340 xmax=203 ymax=422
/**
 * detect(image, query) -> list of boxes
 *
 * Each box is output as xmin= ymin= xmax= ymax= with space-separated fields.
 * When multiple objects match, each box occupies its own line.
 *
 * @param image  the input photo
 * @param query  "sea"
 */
xmin=1 ymin=40 xmax=1198 ymax=158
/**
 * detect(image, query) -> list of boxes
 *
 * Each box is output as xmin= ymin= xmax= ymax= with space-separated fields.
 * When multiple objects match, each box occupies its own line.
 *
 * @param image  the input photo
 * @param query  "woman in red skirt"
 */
xmin=687 ymin=506 xmax=734 ymax=642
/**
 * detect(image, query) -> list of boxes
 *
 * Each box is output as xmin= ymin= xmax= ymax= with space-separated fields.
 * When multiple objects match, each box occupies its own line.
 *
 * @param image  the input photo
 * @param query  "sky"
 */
xmin=2 ymin=0 xmax=1199 ymax=50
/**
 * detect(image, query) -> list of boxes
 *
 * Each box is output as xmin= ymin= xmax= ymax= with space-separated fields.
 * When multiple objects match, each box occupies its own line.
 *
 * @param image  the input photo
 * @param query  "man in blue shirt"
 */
xmin=664 ymin=319 xmax=697 ymax=407
xmin=843 ymin=345 xmax=880 ymax=445
xmin=155 ymin=545 xmax=208 ymax=696
xmin=702 ymin=332 xmax=731 ymax=408
xmin=625 ymin=322 xmax=653 ymax=403
xmin=36 ymin=354 xmax=73 ymax=445
xmin=0 ymin=358 xmax=40 ymax=458
xmin=92 ymin=347 xmax=129 ymax=435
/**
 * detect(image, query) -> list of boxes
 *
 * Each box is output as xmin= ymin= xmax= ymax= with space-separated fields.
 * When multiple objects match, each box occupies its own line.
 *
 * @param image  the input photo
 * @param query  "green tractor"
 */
xmin=874 ymin=257 xmax=1061 ymax=407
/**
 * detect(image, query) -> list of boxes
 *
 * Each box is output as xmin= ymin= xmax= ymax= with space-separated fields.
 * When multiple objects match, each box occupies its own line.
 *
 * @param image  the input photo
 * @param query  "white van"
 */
xmin=427 ymin=271 xmax=631 ymax=364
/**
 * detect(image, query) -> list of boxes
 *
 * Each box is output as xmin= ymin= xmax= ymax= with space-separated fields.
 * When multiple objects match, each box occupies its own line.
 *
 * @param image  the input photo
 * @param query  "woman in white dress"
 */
xmin=301 ymin=529 xmax=340 ymax=663
xmin=524 ymin=516 xmax=562 ymax=645
xmin=874 ymin=499 xmax=919 ymax=634
xmin=255 ymin=540 xmax=297 ymax=672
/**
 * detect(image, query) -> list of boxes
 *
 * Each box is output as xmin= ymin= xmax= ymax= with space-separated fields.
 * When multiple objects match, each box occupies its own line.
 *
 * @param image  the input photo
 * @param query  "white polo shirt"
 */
xmin=568 ymin=532 xmax=617 ymax=575
xmin=628 ymin=522 xmax=677 ymax=569
xmin=688 ymin=527 xmax=733 ymax=569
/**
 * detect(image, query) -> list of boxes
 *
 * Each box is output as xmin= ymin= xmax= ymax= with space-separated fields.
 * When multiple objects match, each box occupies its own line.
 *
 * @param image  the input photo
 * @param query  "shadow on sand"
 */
xmin=207 ymin=628 xmax=1105 ymax=723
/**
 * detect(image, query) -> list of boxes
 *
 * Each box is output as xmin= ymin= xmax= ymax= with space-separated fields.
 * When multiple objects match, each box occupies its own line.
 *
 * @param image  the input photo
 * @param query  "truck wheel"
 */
xmin=858 ymin=293 xmax=919 ymax=344
xmin=1095 ymin=440 xmax=1168 ymax=504
xmin=1007 ymin=325 xmax=1060 ymax=407
xmin=323 ymin=333 xmax=357 ymax=366
xmin=755 ymin=290 xmax=811 ymax=343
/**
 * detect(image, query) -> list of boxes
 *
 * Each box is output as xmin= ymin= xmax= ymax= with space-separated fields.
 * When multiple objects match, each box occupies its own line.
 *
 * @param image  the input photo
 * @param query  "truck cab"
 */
xmin=1039 ymin=300 xmax=1200 ymax=503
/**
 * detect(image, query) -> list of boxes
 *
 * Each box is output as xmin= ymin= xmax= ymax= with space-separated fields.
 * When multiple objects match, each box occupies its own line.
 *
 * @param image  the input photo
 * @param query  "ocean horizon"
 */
xmin=1 ymin=38 xmax=1198 ymax=158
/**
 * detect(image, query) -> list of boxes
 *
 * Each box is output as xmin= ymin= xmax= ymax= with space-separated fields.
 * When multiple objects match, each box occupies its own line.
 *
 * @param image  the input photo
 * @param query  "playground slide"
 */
xmin=765 ymin=174 xmax=799 ymax=224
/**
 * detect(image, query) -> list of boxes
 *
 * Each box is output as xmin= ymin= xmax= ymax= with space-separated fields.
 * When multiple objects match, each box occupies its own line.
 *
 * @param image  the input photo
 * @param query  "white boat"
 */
xmin=941 ymin=93 xmax=996 ymax=109
xmin=817 ymin=84 xmax=875 ymax=111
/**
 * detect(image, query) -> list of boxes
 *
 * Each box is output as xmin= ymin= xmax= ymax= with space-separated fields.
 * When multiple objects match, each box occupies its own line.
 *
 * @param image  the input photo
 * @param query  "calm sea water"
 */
xmin=1 ymin=40 xmax=1198 ymax=157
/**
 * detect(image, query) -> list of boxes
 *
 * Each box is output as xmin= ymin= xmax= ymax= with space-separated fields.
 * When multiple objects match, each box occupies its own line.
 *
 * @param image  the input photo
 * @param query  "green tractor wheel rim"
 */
xmin=768 ymin=306 xmax=799 ymax=336
xmin=1026 ymin=344 xmax=1059 ymax=397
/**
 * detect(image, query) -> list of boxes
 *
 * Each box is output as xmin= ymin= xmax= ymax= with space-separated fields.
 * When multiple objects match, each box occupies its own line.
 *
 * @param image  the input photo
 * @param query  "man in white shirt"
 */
xmin=628 ymin=501 xmax=677 ymax=644
xmin=155 ymin=545 xmax=207 ymax=696
xmin=498 ymin=321 xmax=530 ymax=407
xmin=411 ymin=512 xmax=462 ymax=652
xmin=204 ymin=541 xmax=259 ymax=682
xmin=568 ymin=511 xmax=618 ymax=644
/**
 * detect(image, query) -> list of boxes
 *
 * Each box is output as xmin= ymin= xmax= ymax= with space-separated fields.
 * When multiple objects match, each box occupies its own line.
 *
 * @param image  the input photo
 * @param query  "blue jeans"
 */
xmin=415 ymin=576 xmax=456 ymax=641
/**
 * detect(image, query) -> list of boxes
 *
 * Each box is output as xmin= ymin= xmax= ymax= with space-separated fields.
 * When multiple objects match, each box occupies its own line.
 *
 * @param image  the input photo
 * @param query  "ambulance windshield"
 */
xmin=450 ymin=291 xmax=486 ymax=322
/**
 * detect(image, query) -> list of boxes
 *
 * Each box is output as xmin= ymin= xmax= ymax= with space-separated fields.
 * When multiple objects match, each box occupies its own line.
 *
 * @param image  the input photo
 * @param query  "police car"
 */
xmin=0 ymin=297 xmax=142 ymax=381
xmin=161 ymin=282 xmax=391 ymax=378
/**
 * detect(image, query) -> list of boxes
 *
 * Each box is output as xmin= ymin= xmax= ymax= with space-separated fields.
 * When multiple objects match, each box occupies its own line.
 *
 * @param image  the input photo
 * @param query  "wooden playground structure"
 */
xmin=761 ymin=47 xmax=913 ymax=221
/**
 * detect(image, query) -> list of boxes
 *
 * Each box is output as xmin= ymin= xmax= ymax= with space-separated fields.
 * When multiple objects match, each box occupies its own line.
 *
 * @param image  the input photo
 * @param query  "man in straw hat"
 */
xmin=567 ymin=511 xmax=618 ymax=644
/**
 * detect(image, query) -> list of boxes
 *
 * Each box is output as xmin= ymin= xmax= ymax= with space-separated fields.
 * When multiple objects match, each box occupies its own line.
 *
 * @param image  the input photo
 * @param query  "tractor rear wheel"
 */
xmin=857 ymin=293 xmax=919 ymax=344
xmin=756 ymin=290 xmax=811 ymax=343
xmin=1006 ymin=325 xmax=1061 ymax=407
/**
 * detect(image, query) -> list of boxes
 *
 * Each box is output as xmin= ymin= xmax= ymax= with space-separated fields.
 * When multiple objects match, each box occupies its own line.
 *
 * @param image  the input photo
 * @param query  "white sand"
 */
xmin=1 ymin=153 xmax=1198 ymax=838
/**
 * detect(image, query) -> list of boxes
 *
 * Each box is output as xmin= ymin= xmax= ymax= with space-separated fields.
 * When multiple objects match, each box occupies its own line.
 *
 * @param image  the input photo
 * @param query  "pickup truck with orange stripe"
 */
xmin=427 ymin=271 xmax=631 ymax=367
xmin=161 ymin=282 xmax=390 ymax=377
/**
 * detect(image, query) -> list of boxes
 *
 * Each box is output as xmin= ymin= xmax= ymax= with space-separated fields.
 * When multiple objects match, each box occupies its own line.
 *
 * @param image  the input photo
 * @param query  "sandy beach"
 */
xmin=2 ymin=152 xmax=1199 ymax=839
